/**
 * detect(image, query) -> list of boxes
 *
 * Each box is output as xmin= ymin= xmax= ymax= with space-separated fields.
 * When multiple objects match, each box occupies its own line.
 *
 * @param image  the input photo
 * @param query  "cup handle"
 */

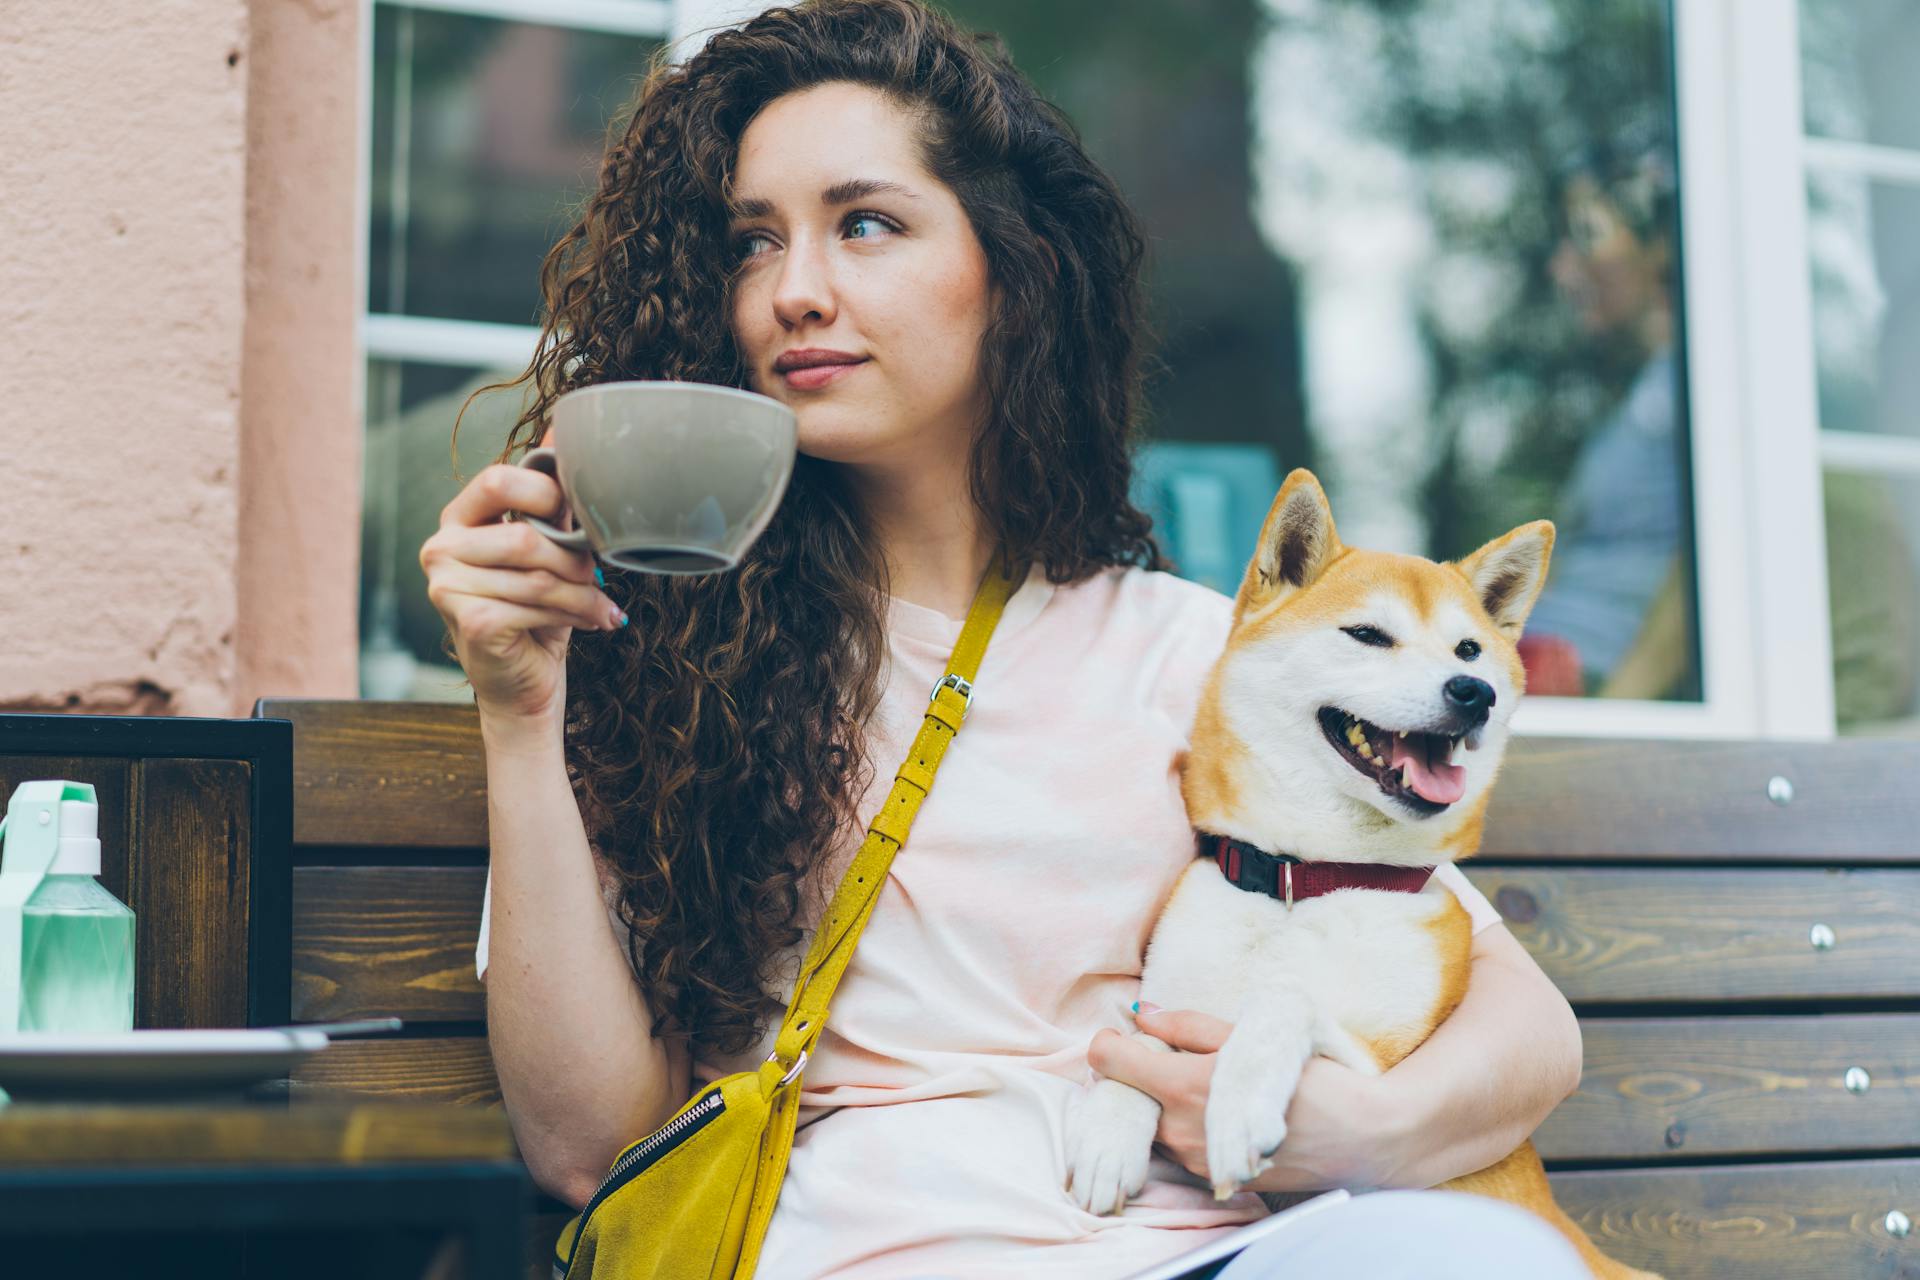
xmin=510 ymin=447 xmax=592 ymax=551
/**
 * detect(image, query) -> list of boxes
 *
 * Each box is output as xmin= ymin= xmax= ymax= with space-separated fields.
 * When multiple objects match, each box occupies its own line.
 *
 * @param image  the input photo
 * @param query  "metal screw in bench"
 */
xmin=1767 ymin=775 xmax=1794 ymax=805
xmin=1887 ymin=1210 xmax=1911 ymax=1239
xmin=1810 ymin=923 xmax=1836 ymax=951
xmin=1845 ymin=1067 xmax=1871 ymax=1095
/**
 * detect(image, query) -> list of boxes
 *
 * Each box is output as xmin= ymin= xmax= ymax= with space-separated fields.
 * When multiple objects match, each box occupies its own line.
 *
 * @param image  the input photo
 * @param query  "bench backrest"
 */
xmin=258 ymin=700 xmax=1920 ymax=1278
xmin=1469 ymin=736 xmax=1919 ymax=1277
xmin=254 ymin=699 xmax=494 ymax=1104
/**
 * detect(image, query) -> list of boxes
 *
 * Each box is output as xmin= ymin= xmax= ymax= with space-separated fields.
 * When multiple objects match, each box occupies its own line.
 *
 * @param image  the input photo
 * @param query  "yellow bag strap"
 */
xmin=766 ymin=555 xmax=1021 ymax=1078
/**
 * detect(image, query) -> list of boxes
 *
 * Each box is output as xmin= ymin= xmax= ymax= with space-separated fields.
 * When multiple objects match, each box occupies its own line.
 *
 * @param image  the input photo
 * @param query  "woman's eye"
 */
xmin=1341 ymin=625 xmax=1395 ymax=648
xmin=735 ymin=231 xmax=775 ymax=261
xmin=845 ymin=212 xmax=898 ymax=241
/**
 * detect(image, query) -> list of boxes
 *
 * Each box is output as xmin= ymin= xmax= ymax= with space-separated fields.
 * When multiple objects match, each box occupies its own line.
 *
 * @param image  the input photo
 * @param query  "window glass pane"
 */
xmin=368 ymin=8 xmax=661 ymax=325
xmin=1808 ymin=175 xmax=1920 ymax=437
xmin=948 ymin=0 xmax=1700 ymax=702
xmin=361 ymin=358 xmax=529 ymax=699
xmin=1800 ymin=0 xmax=1920 ymax=151
xmin=1824 ymin=470 xmax=1920 ymax=732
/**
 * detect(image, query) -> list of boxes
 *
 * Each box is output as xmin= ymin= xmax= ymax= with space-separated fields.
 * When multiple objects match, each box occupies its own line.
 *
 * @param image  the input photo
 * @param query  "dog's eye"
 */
xmin=1342 ymin=625 xmax=1395 ymax=648
xmin=1456 ymin=639 xmax=1482 ymax=661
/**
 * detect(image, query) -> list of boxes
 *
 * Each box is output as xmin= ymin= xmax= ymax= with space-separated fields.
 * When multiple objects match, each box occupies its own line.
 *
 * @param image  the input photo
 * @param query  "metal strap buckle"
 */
xmin=767 ymin=1046 xmax=810 ymax=1087
xmin=1283 ymin=861 xmax=1294 ymax=908
xmin=930 ymin=673 xmax=974 ymax=720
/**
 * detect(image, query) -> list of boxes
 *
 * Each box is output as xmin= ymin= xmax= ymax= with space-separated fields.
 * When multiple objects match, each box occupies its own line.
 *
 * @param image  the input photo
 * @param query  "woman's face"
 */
xmin=1549 ymin=175 xmax=1668 ymax=339
xmin=728 ymin=82 xmax=995 ymax=469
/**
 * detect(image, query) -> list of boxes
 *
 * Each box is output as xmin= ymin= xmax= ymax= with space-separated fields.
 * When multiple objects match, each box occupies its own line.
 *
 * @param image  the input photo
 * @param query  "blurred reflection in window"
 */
xmin=1253 ymin=0 xmax=1700 ymax=702
xmin=1521 ymin=139 xmax=1690 ymax=699
xmin=959 ymin=1 xmax=1705 ymax=700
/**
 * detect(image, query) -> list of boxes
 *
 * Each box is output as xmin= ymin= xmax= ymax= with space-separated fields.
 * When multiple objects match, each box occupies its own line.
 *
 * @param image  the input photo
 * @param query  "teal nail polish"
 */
xmin=594 ymin=566 xmax=606 ymax=586
xmin=1130 ymin=1001 xmax=1139 ymax=1014
xmin=617 ymin=610 xmax=630 ymax=628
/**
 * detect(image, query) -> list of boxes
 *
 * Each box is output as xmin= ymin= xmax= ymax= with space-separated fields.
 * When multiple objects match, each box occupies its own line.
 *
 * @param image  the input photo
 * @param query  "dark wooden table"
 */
xmin=0 ymin=1094 xmax=527 ymax=1280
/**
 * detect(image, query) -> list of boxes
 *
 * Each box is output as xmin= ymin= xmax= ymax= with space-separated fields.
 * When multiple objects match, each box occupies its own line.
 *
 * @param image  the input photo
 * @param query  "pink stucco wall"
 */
xmin=237 ymin=0 xmax=362 ymax=711
xmin=1 ymin=0 xmax=360 ymax=715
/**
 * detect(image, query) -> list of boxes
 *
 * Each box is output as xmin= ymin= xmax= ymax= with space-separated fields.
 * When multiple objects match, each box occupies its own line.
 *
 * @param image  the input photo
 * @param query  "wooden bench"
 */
xmin=254 ymin=699 xmax=1920 ymax=1279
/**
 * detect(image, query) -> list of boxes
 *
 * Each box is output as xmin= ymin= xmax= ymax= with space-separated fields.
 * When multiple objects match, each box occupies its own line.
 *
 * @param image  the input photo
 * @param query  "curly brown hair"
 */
xmin=466 ymin=0 xmax=1164 ymax=1059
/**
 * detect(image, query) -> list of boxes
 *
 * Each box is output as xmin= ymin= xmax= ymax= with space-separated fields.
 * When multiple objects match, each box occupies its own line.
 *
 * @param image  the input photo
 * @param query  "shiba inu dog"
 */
xmin=1064 ymin=469 xmax=1658 ymax=1279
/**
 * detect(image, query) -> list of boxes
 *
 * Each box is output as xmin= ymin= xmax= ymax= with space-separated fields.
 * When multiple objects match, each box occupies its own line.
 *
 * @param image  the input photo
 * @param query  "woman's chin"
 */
xmin=794 ymin=410 xmax=905 ymax=467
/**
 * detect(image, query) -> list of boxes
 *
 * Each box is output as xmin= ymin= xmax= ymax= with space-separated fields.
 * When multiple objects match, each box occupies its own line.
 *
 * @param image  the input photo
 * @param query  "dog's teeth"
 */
xmin=1357 ymin=740 xmax=1374 ymax=760
xmin=1346 ymin=723 xmax=1366 ymax=747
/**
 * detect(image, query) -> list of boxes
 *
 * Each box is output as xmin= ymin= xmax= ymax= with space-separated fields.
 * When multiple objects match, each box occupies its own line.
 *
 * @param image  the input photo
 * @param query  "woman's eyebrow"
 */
xmin=820 ymin=177 xmax=919 ymax=206
xmin=730 ymin=178 xmax=919 ymax=221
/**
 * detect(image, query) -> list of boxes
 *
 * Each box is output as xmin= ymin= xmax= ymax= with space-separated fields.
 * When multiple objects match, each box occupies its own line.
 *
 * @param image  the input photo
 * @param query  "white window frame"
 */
xmin=354 ymin=0 xmax=1883 ymax=741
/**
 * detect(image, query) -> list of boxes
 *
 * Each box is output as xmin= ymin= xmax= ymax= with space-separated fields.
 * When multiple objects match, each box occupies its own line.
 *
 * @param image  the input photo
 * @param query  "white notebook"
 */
xmin=1117 ymin=1190 xmax=1353 ymax=1280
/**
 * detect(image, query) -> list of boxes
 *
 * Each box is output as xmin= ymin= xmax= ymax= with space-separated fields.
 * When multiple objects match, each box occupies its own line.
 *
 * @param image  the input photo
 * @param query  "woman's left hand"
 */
xmin=1086 ymin=1008 xmax=1412 ymax=1193
xmin=1085 ymin=928 xmax=1583 ymax=1194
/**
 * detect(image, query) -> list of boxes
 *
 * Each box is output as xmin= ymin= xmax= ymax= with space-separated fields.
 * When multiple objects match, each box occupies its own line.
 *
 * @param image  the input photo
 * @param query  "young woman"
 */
xmin=420 ymin=3 xmax=1587 ymax=1275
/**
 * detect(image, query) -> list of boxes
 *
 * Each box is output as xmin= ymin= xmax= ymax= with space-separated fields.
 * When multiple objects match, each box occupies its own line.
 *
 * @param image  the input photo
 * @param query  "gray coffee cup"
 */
xmin=514 ymin=381 xmax=797 ymax=574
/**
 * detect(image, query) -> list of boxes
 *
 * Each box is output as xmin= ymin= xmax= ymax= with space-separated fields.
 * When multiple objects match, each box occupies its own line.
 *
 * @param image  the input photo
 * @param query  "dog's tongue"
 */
xmin=1389 ymin=733 xmax=1466 ymax=805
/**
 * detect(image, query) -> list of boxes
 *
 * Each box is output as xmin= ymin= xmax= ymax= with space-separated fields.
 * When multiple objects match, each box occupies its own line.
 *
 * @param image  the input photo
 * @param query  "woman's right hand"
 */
xmin=421 ymin=463 xmax=629 ymax=728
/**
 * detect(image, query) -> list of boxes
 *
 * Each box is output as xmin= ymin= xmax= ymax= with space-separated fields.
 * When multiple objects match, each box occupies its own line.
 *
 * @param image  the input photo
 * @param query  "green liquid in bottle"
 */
xmin=19 ymin=875 xmax=135 ymax=1032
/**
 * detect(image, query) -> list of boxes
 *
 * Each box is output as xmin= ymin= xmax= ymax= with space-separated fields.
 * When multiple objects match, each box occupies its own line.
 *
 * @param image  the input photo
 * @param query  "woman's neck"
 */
xmin=849 ymin=458 xmax=997 ymax=622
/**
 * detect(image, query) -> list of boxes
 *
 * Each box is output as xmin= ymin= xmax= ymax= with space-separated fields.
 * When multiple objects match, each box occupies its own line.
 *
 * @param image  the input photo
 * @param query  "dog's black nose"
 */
xmin=1444 ymin=676 xmax=1496 ymax=725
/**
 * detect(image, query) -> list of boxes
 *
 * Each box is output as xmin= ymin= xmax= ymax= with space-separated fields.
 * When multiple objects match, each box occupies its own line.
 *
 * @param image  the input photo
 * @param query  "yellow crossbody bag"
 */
xmin=553 ymin=559 xmax=1021 ymax=1279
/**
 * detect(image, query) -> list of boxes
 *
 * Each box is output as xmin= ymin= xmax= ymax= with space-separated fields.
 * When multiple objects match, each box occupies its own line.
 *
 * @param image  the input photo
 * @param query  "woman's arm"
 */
xmin=1088 ymin=924 xmax=1582 ymax=1192
xmin=483 ymin=718 xmax=692 ymax=1208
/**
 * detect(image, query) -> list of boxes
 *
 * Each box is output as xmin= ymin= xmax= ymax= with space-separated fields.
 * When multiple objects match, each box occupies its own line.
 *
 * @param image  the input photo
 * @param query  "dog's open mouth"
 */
xmin=1316 ymin=707 xmax=1476 ymax=817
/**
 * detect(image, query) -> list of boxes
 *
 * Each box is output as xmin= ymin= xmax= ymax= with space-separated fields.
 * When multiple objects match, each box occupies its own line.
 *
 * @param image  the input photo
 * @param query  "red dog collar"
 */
xmin=1202 ymin=833 xmax=1435 ymax=906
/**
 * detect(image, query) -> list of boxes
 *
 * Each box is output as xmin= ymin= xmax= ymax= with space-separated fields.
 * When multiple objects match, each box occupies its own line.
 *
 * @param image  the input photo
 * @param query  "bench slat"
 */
xmin=259 ymin=700 xmax=486 ymax=849
xmin=1464 ymin=866 xmax=1920 ymax=1003
xmin=1548 ymin=1158 xmax=1919 ymax=1279
xmin=290 ymin=863 xmax=1920 ymax=1028
xmin=288 ymin=1015 xmax=1919 ymax=1169
xmin=1484 ymin=737 xmax=1920 ymax=862
xmin=1538 ymin=1014 xmax=1920 ymax=1162
xmin=292 ymin=866 xmax=487 ymax=1022
xmin=292 ymin=1037 xmax=500 ymax=1107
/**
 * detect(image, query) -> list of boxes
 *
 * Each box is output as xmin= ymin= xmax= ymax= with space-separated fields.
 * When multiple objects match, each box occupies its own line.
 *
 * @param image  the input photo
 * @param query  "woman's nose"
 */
xmin=772 ymin=240 xmax=836 ymax=330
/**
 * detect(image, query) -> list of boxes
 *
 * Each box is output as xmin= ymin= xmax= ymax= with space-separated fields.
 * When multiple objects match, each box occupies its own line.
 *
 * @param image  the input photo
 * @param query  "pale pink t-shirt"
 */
xmin=478 ymin=565 xmax=1500 ymax=1279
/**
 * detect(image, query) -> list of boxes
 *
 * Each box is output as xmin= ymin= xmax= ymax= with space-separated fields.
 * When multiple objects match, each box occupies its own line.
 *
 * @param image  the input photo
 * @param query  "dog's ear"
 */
xmin=1457 ymin=520 xmax=1556 ymax=640
xmin=1241 ymin=469 xmax=1343 ymax=611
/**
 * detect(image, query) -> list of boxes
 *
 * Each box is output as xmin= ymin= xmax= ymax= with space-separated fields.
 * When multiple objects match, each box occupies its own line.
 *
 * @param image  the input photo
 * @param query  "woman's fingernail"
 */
xmin=594 ymin=566 xmax=606 ymax=586
xmin=1135 ymin=1001 xmax=1162 ymax=1015
xmin=616 ymin=609 xmax=630 ymax=628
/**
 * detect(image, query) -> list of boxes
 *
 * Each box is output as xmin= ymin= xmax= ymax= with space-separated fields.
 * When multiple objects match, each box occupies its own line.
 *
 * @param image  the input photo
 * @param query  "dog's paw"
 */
xmin=1202 ymin=1056 xmax=1292 ymax=1199
xmin=1064 ymin=1079 xmax=1161 ymax=1216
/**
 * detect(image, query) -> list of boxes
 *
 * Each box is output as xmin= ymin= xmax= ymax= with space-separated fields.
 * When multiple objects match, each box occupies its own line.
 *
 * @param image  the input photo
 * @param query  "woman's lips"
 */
xmin=781 ymin=359 xmax=866 ymax=391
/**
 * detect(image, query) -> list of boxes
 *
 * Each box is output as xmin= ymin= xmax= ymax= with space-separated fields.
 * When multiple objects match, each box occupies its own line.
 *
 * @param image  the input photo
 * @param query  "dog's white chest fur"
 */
xmin=1141 ymin=861 xmax=1457 ymax=1073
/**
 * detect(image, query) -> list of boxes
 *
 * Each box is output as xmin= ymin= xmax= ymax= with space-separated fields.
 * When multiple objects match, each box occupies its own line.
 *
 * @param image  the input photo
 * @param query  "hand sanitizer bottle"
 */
xmin=0 ymin=782 xmax=136 ymax=1033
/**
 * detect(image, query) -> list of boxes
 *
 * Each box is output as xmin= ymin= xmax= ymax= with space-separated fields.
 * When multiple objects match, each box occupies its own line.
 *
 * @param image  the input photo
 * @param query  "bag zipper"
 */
xmin=561 ymin=1088 xmax=727 ymax=1276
